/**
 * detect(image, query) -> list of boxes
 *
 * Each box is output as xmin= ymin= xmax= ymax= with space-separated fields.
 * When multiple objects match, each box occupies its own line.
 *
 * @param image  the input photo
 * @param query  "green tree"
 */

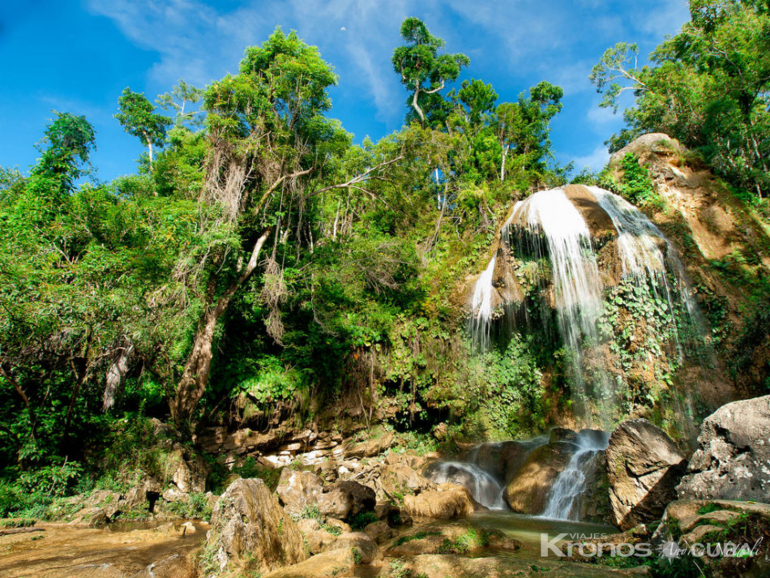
xmin=115 ymin=88 xmax=172 ymax=167
xmin=392 ymin=17 xmax=470 ymax=126
xmin=169 ymin=28 xmax=351 ymax=426
xmin=590 ymin=0 xmax=770 ymax=197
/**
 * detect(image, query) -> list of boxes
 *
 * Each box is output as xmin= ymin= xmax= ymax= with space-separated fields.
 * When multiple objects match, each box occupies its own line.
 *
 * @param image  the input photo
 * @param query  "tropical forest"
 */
xmin=1 ymin=1 xmax=770 ymax=577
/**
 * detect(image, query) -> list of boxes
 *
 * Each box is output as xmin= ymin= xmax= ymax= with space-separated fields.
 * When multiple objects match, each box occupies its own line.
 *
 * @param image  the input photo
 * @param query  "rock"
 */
xmin=162 ymin=487 xmax=190 ymax=504
xmin=677 ymin=395 xmax=770 ymax=502
xmin=296 ymin=518 xmax=322 ymax=533
xmin=330 ymin=532 xmax=379 ymax=564
xmin=168 ymin=447 xmax=209 ymax=494
xmin=343 ymin=431 xmax=395 ymax=458
xmin=550 ymin=427 xmax=579 ymax=444
xmin=304 ymin=528 xmax=339 ymax=555
xmin=275 ymin=469 xmax=324 ymax=516
xmin=606 ymin=419 xmax=687 ymax=530
xmin=324 ymin=518 xmax=352 ymax=534
xmin=68 ymin=506 xmax=107 ymax=527
xmin=402 ymin=482 xmax=477 ymax=519
xmin=317 ymin=480 xmax=375 ymax=520
xmin=574 ymin=450 xmax=612 ymax=524
xmin=121 ymin=477 xmax=163 ymax=512
xmin=504 ymin=441 xmax=576 ymax=514
xmin=313 ymin=459 xmax=338 ymax=483
xmin=262 ymin=549 xmax=356 ymax=578
xmin=475 ymin=441 xmax=532 ymax=483
xmin=84 ymin=489 xmax=122 ymax=519
xmin=378 ymin=462 xmax=435 ymax=502
xmin=363 ymin=520 xmax=393 ymax=544
xmin=680 ymin=524 xmax=723 ymax=544
xmin=205 ymin=478 xmax=307 ymax=576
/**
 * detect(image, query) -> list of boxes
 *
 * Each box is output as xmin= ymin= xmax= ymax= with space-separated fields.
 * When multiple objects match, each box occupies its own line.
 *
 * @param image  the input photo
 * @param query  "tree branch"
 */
xmin=307 ymin=156 xmax=404 ymax=198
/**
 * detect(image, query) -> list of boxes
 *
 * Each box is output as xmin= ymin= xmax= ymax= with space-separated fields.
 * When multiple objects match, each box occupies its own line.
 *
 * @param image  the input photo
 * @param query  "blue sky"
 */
xmin=0 ymin=0 xmax=691 ymax=182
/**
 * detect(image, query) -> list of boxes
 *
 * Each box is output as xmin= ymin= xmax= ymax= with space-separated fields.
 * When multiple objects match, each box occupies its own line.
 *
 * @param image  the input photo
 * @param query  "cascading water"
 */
xmin=469 ymin=255 xmax=497 ymax=350
xmin=427 ymin=461 xmax=507 ymax=509
xmin=540 ymin=431 xmax=610 ymax=521
xmin=469 ymin=185 xmax=700 ymax=426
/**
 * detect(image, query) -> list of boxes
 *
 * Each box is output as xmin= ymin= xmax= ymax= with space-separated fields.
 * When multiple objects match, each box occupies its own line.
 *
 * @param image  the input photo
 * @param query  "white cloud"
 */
xmin=86 ymin=0 xmax=691 ymax=133
xmin=587 ymin=105 xmax=621 ymax=126
xmin=572 ymin=145 xmax=610 ymax=172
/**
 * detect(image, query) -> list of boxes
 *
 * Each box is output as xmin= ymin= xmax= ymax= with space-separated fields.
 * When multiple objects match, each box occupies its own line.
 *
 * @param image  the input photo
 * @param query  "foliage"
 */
xmin=591 ymin=0 xmax=770 ymax=199
xmin=392 ymin=17 xmax=470 ymax=126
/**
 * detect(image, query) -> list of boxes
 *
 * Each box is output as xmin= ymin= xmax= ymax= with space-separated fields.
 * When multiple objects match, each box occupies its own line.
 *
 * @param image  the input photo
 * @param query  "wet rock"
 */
xmin=205 ymin=478 xmax=306 ymax=576
xmin=402 ymin=482 xmax=477 ymax=519
xmin=475 ymin=441 xmax=532 ymax=483
xmin=504 ymin=441 xmax=576 ymax=514
xmin=133 ymin=552 xmax=197 ymax=578
xmin=549 ymin=427 xmax=579 ymax=444
xmin=574 ymin=450 xmax=612 ymax=524
xmin=317 ymin=480 xmax=375 ymax=520
xmin=677 ymin=395 xmax=770 ymax=502
xmin=606 ymin=419 xmax=687 ymax=530
xmin=363 ymin=520 xmax=393 ymax=544
xmin=275 ymin=469 xmax=324 ymax=516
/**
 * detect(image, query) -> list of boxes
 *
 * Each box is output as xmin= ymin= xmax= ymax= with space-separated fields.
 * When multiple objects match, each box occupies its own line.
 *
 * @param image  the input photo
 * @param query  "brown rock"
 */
xmin=402 ymin=483 xmax=477 ymax=519
xmin=205 ymin=478 xmax=307 ymax=576
xmin=262 ymin=549 xmax=355 ymax=578
xmin=275 ymin=469 xmax=324 ymax=516
xmin=504 ymin=441 xmax=576 ymax=514
xmin=317 ymin=481 xmax=375 ymax=520
xmin=606 ymin=419 xmax=687 ymax=530
xmin=363 ymin=520 xmax=393 ymax=544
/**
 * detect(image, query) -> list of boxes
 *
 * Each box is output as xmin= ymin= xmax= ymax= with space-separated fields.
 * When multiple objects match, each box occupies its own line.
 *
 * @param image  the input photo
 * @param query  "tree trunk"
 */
xmin=0 ymin=364 xmax=38 ymax=443
xmin=411 ymin=89 xmax=426 ymax=126
xmin=171 ymin=229 xmax=271 ymax=427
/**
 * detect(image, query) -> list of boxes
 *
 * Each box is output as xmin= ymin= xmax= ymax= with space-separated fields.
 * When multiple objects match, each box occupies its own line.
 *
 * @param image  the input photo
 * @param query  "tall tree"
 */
xmin=392 ymin=17 xmax=470 ymax=126
xmin=115 ymin=88 xmax=172 ymax=167
xmin=170 ymin=29 xmax=350 ymax=427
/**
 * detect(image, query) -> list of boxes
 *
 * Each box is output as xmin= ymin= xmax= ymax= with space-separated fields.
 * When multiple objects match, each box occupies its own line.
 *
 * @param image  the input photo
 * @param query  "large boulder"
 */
xmin=205 ymin=478 xmax=307 ymax=576
xmin=605 ymin=419 xmax=687 ymax=530
xmin=677 ymin=395 xmax=770 ymax=502
xmin=504 ymin=441 xmax=576 ymax=514
xmin=317 ymin=480 xmax=376 ymax=520
xmin=275 ymin=469 xmax=324 ymax=516
xmin=465 ymin=441 xmax=532 ymax=483
xmin=402 ymin=482 xmax=477 ymax=519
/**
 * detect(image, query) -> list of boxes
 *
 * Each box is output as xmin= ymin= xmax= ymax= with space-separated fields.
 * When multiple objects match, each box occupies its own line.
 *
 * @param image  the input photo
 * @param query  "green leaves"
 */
xmin=392 ymin=17 xmax=469 ymax=125
xmin=115 ymin=88 xmax=172 ymax=154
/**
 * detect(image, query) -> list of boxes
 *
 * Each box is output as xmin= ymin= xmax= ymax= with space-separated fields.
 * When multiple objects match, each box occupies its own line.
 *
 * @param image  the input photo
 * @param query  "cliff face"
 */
xmin=610 ymin=133 xmax=770 ymax=400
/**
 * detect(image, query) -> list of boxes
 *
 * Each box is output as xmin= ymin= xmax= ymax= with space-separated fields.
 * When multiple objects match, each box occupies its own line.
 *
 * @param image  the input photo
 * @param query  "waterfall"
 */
xmin=504 ymin=188 xmax=606 ymax=417
xmin=469 ymin=255 xmax=497 ymax=350
xmin=468 ymin=185 xmax=701 ymax=427
xmin=426 ymin=461 xmax=506 ymax=509
xmin=540 ymin=431 xmax=609 ymax=521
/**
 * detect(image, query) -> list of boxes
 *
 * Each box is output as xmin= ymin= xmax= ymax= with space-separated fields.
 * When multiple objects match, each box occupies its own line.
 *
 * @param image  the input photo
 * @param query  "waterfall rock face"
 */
xmin=605 ymin=419 xmax=688 ymax=530
xmin=677 ymin=395 xmax=770 ymax=502
xmin=468 ymin=184 xmax=697 ymax=425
